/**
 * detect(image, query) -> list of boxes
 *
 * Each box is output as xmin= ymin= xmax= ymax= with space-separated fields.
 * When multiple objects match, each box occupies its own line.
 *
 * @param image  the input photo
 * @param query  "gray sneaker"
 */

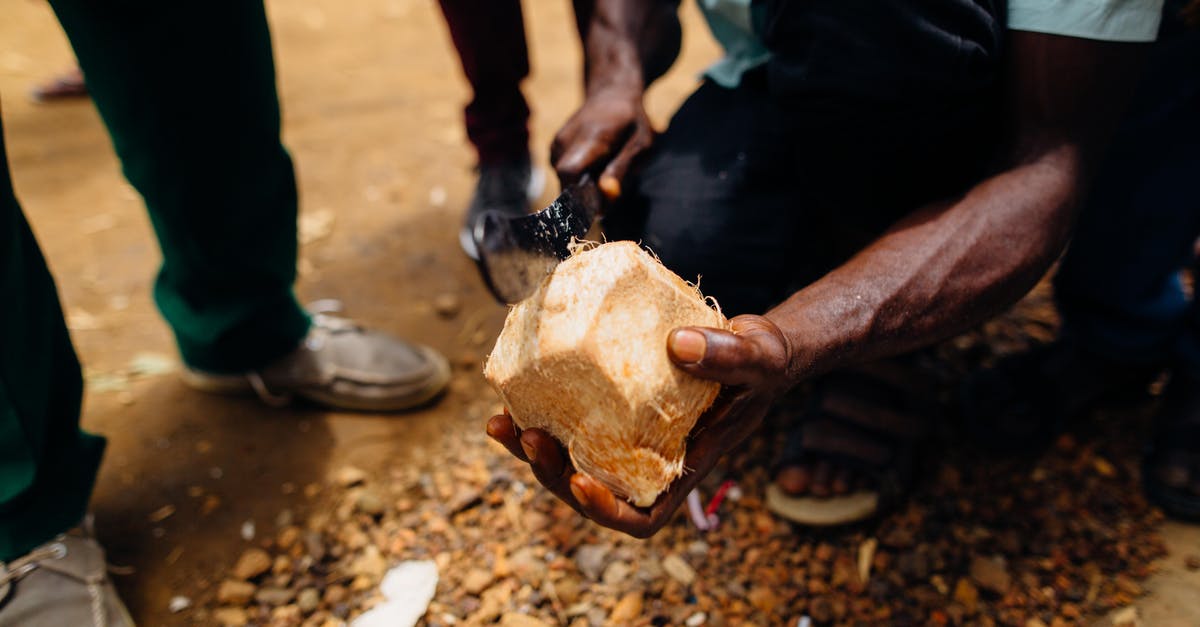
xmin=0 ymin=525 xmax=134 ymax=627
xmin=460 ymin=157 xmax=545 ymax=260
xmin=181 ymin=303 xmax=451 ymax=412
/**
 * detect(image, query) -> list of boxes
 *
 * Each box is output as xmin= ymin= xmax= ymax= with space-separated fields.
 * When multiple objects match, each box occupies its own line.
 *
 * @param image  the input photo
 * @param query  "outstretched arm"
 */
xmin=760 ymin=32 xmax=1148 ymax=380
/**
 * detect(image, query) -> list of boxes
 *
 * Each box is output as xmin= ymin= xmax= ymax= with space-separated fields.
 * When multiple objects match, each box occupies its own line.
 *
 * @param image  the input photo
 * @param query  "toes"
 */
xmin=810 ymin=461 xmax=833 ymax=497
xmin=776 ymin=465 xmax=811 ymax=495
xmin=831 ymin=468 xmax=853 ymax=495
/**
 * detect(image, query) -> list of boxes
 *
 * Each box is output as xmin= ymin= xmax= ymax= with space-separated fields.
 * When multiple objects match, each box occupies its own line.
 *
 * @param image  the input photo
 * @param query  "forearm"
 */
xmin=767 ymin=147 xmax=1082 ymax=380
xmin=583 ymin=0 xmax=679 ymax=93
xmin=765 ymin=31 xmax=1148 ymax=382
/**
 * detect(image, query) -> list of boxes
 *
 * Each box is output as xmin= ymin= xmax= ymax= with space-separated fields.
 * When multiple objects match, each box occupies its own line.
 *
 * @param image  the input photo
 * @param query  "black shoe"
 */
xmin=460 ymin=157 xmax=543 ymax=260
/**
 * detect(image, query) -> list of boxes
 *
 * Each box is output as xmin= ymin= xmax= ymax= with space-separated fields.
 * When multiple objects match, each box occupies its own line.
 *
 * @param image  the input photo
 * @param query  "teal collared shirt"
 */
xmin=697 ymin=0 xmax=1165 ymax=88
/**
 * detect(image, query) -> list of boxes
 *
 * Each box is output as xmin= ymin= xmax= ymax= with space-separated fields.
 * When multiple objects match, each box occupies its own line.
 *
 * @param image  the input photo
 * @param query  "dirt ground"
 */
xmin=2 ymin=1 xmax=1198 ymax=626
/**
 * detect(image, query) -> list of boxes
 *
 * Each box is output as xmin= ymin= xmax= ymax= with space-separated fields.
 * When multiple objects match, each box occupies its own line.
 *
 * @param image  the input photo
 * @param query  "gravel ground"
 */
xmin=195 ymin=286 xmax=1175 ymax=627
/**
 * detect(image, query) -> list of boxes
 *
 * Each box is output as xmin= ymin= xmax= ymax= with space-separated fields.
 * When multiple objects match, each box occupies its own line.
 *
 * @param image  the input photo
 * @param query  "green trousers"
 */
xmin=1 ymin=0 xmax=310 ymax=562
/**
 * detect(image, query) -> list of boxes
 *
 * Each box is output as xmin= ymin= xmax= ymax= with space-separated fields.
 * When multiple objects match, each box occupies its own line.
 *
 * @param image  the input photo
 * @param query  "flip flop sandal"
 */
xmin=1142 ymin=374 xmax=1200 ymax=521
xmin=766 ymin=368 xmax=929 ymax=527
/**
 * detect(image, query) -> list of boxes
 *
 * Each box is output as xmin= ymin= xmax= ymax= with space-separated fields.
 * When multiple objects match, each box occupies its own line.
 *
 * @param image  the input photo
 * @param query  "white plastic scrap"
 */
xmin=168 ymin=596 xmax=191 ymax=613
xmin=350 ymin=560 xmax=439 ymax=627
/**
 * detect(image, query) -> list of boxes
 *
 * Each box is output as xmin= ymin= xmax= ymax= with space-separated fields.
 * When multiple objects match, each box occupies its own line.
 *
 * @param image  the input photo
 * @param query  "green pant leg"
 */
xmin=48 ymin=0 xmax=310 ymax=373
xmin=0 ymin=113 xmax=105 ymax=563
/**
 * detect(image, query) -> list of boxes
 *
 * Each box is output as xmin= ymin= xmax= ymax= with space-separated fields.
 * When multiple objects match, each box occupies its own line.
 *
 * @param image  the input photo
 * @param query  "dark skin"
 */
xmin=492 ymin=0 xmax=1149 ymax=538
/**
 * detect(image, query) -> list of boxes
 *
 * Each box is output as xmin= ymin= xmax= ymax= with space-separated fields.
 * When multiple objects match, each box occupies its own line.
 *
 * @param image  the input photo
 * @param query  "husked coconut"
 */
xmin=484 ymin=241 xmax=727 ymax=507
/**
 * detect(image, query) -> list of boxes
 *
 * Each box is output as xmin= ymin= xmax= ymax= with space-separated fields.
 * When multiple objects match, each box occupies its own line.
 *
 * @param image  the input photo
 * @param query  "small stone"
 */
xmin=462 ymin=568 xmax=494 ymax=596
xmin=332 ymin=466 xmax=368 ymax=487
xmin=574 ymin=544 xmax=608 ymax=581
xmin=272 ymin=554 xmax=293 ymax=576
xmin=661 ymin=554 xmax=696 ymax=586
xmin=432 ymin=293 xmax=462 ymax=319
xmin=276 ymin=526 xmax=301 ymax=551
xmin=232 ymin=548 xmax=272 ymax=580
xmin=602 ymin=560 xmax=632 ymax=586
xmin=814 ymin=543 xmax=835 ymax=562
xmin=898 ymin=551 xmax=930 ymax=581
xmin=747 ymin=586 xmax=778 ymax=614
xmin=499 ymin=612 xmax=551 ymax=627
xmin=809 ymin=597 xmax=834 ymax=623
xmin=216 ymin=580 xmax=257 ymax=605
xmin=213 ymin=607 xmax=249 ymax=626
xmin=954 ymin=579 xmax=980 ymax=615
xmin=355 ymin=490 xmax=386 ymax=517
xmin=271 ymin=605 xmax=302 ymax=622
xmin=1111 ymin=606 xmax=1141 ymax=627
xmin=509 ymin=547 xmax=547 ymax=586
xmin=254 ymin=586 xmax=295 ymax=606
xmin=608 ymin=591 xmax=644 ymax=624
xmin=296 ymin=588 xmax=320 ymax=614
xmin=685 ymin=612 xmax=707 ymax=627
xmin=554 ymin=576 xmax=582 ymax=605
xmin=304 ymin=532 xmax=326 ymax=562
xmin=323 ymin=585 xmax=348 ymax=604
xmin=351 ymin=546 xmax=387 ymax=580
xmin=168 ymin=596 xmax=191 ymax=613
xmin=969 ymin=555 xmax=1012 ymax=595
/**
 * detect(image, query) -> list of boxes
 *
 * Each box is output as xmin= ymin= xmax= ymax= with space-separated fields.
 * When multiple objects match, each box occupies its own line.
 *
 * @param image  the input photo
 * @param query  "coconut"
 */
xmin=484 ymin=241 xmax=727 ymax=507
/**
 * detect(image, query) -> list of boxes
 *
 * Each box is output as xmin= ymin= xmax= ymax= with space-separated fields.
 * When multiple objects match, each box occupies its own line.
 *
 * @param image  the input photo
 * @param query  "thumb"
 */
xmin=666 ymin=316 xmax=789 ymax=387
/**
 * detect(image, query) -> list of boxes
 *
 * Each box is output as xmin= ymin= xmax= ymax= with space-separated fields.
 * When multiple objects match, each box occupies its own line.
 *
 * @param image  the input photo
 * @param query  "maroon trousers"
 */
xmin=436 ymin=0 xmax=590 ymax=165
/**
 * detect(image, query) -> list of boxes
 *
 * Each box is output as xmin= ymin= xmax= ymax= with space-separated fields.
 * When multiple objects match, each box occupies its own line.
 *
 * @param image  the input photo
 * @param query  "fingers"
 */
xmin=520 ymin=428 xmax=570 ymax=488
xmin=667 ymin=315 xmax=790 ymax=387
xmin=569 ymin=474 xmax=665 ymax=538
xmin=598 ymin=118 xmax=654 ymax=200
xmin=486 ymin=413 xmax=527 ymax=462
xmin=553 ymin=123 xmax=619 ymax=184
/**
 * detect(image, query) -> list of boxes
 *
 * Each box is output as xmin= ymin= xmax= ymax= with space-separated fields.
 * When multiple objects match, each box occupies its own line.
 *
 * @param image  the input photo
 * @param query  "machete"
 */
xmin=473 ymin=175 xmax=603 ymax=304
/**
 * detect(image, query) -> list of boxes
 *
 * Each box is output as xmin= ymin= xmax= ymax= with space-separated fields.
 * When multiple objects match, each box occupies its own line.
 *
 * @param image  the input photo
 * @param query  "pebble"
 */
xmin=685 ymin=611 xmax=708 ymax=626
xmin=296 ymin=588 xmax=320 ymax=614
xmin=608 ymin=591 xmax=643 ymax=624
xmin=332 ymin=466 xmax=367 ymax=487
xmin=276 ymin=526 xmax=301 ymax=551
xmin=602 ymin=560 xmax=632 ymax=586
xmin=661 ymin=554 xmax=696 ymax=586
xmin=554 ymin=576 xmax=582 ymax=605
xmin=574 ymin=544 xmax=609 ymax=581
xmin=462 ymin=568 xmax=495 ymax=596
xmin=212 ymin=607 xmax=249 ymax=626
xmin=350 ymin=546 xmax=387 ymax=580
xmin=168 ymin=595 xmax=191 ymax=613
xmin=254 ymin=586 xmax=295 ymax=606
xmin=498 ymin=612 xmax=551 ymax=627
xmin=1111 ymin=606 xmax=1141 ymax=627
xmin=231 ymin=548 xmax=272 ymax=581
xmin=216 ymin=580 xmax=256 ymax=605
xmin=355 ymin=490 xmax=387 ymax=517
xmin=970 ymin=555 xmax=1012 ymax=595
xmin=954 ymin=579 xmax=980 ymax=615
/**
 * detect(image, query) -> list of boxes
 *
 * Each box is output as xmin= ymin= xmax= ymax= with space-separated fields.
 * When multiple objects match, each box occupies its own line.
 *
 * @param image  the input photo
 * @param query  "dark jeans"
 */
xmin=1054 ymin=13 xmax=1200 ymax=372
xmin=436 ymin=0 xmax=593 ymax=166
